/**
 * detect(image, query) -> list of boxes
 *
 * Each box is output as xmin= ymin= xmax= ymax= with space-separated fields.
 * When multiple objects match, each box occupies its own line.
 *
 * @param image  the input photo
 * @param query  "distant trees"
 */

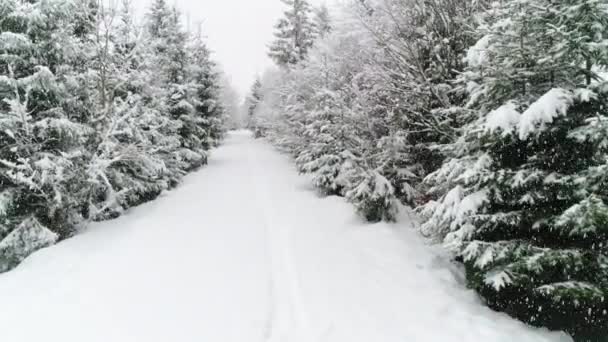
xmin=313 ymin=4 xmax=331 ymax=39
xmin=268 ymin=0 xmax=333 ymax=68
xmin=268 ymin=0 xmax=317 ymax=67
xmin=0 ymin=0 xmax=226 ymax=272
xmin=250 ymin=0 xmax=333 ymax=136
xmin=245 ymin=77 xmax=264 ymax=136
xmin=217 ymin=72 xmax=242 ymax=130
xmin=257 ymin=0 xmax=608 ymax=339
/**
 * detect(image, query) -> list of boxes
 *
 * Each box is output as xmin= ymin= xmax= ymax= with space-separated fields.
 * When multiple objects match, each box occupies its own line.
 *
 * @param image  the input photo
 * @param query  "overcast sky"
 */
xmin=133 ymin=0 xmax=331 ymax=98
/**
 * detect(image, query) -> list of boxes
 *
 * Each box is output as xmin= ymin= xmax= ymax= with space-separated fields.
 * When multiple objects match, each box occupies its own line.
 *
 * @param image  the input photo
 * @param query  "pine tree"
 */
xmin=0 ymin=0 xmax=227 ymax=273
xmin=421 ymin=0 xmax=608 ymax=339
xmin=313 ymin=4 xmax=331 ymax=39
xmin=246 ymin=78 xmax=264 ymax=136
xmin=262 ymin=18 xmax=404 ymax=221
xmin=0 ymin=0 xmax=94 ymax=269
xmin=188 ymin=27 xmax=225 ymax=153
xmin=86 ymin=0 xmax=167 ymax=220
xmin=268 ymin=0 xmax=316 ymax=67
xmin=143 ymin=0 xmax=189 ymax=186
xmin=217 ymin=72 xmax=242 ymax=130
xmin=146 ymin=0 xmax=171 ymax=40
xmin=162 ymin=8 xmax=209 ymax=172
xmin=294 ymin=88 xmax=350 ymax=196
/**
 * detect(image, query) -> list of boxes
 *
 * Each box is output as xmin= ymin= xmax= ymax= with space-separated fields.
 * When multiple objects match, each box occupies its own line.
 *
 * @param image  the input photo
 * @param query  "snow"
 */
xmin=465 ymin=34 xmax=491 ymax=68
xmin=574 ymin=88 xmax=597 ymax=102
xmin=485 ymin=269 xmax=513 ymax=291
xmin=0 ymin=32 xmax=31 ymax=50
xmin=519 ymin=88 xmax=573 ymax=139
xmin=456 ymin=190 xmax=488 ymax=223
xmin=486 ymin=88 xmax=585 ymax=139
xmin=536 ymin=281 xmax=604 ymax=298
xmin=0 ymin=217 xmax=58 ymax=272
xmin=0 ymin=131 xmax=571 ymax=342
xmin=0 ymin=190 xmax=13 ymax=216
xmin=484 ymin=101 xmax=521 ymax=135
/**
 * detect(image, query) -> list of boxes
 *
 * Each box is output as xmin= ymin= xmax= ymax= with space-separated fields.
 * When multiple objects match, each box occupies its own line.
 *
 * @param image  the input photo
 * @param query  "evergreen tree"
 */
xmin=246 ymin=78 xmax=264 ymax=136
xmin=217 ymin=72 xmax=242 ymax=130
xmin=313 ymin=4 xmax=331 ymax=39
xmin=421 ymin=0 xmax=608 ymax=339
xmin=0 ymin=0 xmax=94 ymax=268
xmin=146 ymin=0 xmax=171 ymax=40
xmin=0 ymin=0 xmax=226 ymax=272
xmin=268 ymin=0 xmax=316 ymax=67
xmin=86 ymin=0 xmax=167 ymax=220
xmin=143 ymin=0 xmax=189 ymax=186
xmin=188 ymin=27 xmax=225 ymax=153
xmin=261 ymin=19 xmax=404 ymax=221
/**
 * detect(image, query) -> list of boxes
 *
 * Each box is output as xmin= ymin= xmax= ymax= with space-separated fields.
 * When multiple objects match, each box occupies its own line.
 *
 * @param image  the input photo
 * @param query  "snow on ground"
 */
xmin=0 ymin=131 xmax=571 ymax=342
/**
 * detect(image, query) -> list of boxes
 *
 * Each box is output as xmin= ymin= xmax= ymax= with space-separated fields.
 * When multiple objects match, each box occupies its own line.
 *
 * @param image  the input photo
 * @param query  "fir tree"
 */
xmin=313 ymin=4 xmax=331 ymax=39
xmin=421 ymin=0 xmax=608 ymax=339
xmin=0 ymin=0 xmax=93 ymax=267
xmin=0 ymin=0 xmax=226 ymax=273
xmin=217 ymin=72 xmax=242 ymax=130
xmin=143 ymin=0 xmax=190 ymax=186
xmin=268 ymin=0 xmax=316 ymax=67
xmin=246 ymin=78 xmax=264 ymax=136
xmin=146 ymin=0 xmax=171 ymax=40
xmin=188 ymin=27 xmax=225 ymax=153
xmin=86 ymin=0 xmax=168 ymax=220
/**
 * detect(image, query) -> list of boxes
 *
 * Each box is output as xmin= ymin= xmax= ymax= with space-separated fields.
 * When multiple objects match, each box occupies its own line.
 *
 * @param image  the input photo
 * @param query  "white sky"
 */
xmin=134 ymin=0 xmax=331 ymax=98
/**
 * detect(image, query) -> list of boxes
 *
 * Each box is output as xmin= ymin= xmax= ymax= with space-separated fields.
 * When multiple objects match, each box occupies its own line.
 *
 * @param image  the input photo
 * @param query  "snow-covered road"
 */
xmin=0 ymin=131 xmax=570 ymax=342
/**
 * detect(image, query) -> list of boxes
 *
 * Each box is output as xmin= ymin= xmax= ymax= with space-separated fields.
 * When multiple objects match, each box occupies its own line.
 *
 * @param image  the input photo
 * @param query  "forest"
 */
xmin=0 ymin=0 xmax=228 ymax=271
xmin=248 ymin=0 xmax=608 ymax=340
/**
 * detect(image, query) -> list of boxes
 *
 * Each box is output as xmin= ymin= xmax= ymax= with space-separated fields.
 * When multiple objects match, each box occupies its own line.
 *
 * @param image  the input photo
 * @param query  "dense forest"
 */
xmin=0 ymin=0 xmax=229 ymax=272
xmin=248 ymin=0 xmax=608 ymax=340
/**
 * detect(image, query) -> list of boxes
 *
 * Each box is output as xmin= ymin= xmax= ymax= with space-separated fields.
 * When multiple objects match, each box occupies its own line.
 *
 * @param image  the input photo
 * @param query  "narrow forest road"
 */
xmin=0 ymin=131 xmax=570 ymax=342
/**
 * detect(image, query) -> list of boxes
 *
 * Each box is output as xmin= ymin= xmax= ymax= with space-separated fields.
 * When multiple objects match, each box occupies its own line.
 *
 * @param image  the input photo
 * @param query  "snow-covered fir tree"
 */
xmin=85 ymin=0 xmax=168 ymax=220
xmin=0 ymin=0 xmax=92 ymax=270
xmin=259 ymin=0 xmax=483 ymax=221
xmin=259 ymin=6 xmax=406 ymax=221
xmin=0 ymin=0 xmax=226 ymax=272
xmin=245 ymin=77 xmax=264 ymax=136
xmin=313 ymin=4 xmax=332 ymax=39
xmin=268 ymin=0 xmax=316 ymax=67
xmin=144 ymin=1 xmax=197 ymax=185
xmin=420 ymin=0 xmax=608 ymax=339
xmin=255 ymin=0 xmax=608 ymax=338
xmin=187 ymin=27 xmax=226 ymax=151
xmin=217 ymin=72 xmax=242 ymax=130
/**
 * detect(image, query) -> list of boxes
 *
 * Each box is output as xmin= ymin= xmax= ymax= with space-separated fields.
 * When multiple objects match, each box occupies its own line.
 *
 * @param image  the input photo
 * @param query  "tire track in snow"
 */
xmin=245 ymin=139 xmax=313 ymax=342
xmin=244 ymin=144 xmax=277 ymax=341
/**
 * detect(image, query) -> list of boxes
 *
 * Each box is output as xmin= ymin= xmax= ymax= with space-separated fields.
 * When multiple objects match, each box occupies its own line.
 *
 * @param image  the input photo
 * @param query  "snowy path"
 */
xmin=0 ymin=131 xmax=570 ymax=342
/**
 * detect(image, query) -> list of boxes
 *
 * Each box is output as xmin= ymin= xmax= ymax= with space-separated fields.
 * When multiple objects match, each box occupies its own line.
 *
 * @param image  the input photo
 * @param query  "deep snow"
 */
xmin=0 ymin=131 xmax=572 ymax=342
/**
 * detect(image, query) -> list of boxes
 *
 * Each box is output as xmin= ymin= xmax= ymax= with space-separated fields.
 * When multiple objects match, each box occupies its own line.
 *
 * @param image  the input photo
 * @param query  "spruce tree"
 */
xmin=143 ymin=0 xmax=189 ymax=186
xmin=0 ymin=0 xmax=226 ymax=273
xmin=146 ymin=0 xmax=171 ymax=40
xmin=217 ymin=73 xmax=242 ymax=130
xmin=313 ymin=4 xmax=331 ymax=39
xmin=294 ymin=88 xmax=350 ymax=196
xmin=268 ymin=0 xmax=316 ymax=67
xmin=187 ymin=27 xmax=225 ymax=153
xmin=246 ymin=78 xmax=264 ymax=136
xmin=86 ymin=0 xmax=168 ymax=220
xmin=422 ymin=0 xmax=608 ymax=339
xmin=0 ymin=0 xmax=93 ymax=269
